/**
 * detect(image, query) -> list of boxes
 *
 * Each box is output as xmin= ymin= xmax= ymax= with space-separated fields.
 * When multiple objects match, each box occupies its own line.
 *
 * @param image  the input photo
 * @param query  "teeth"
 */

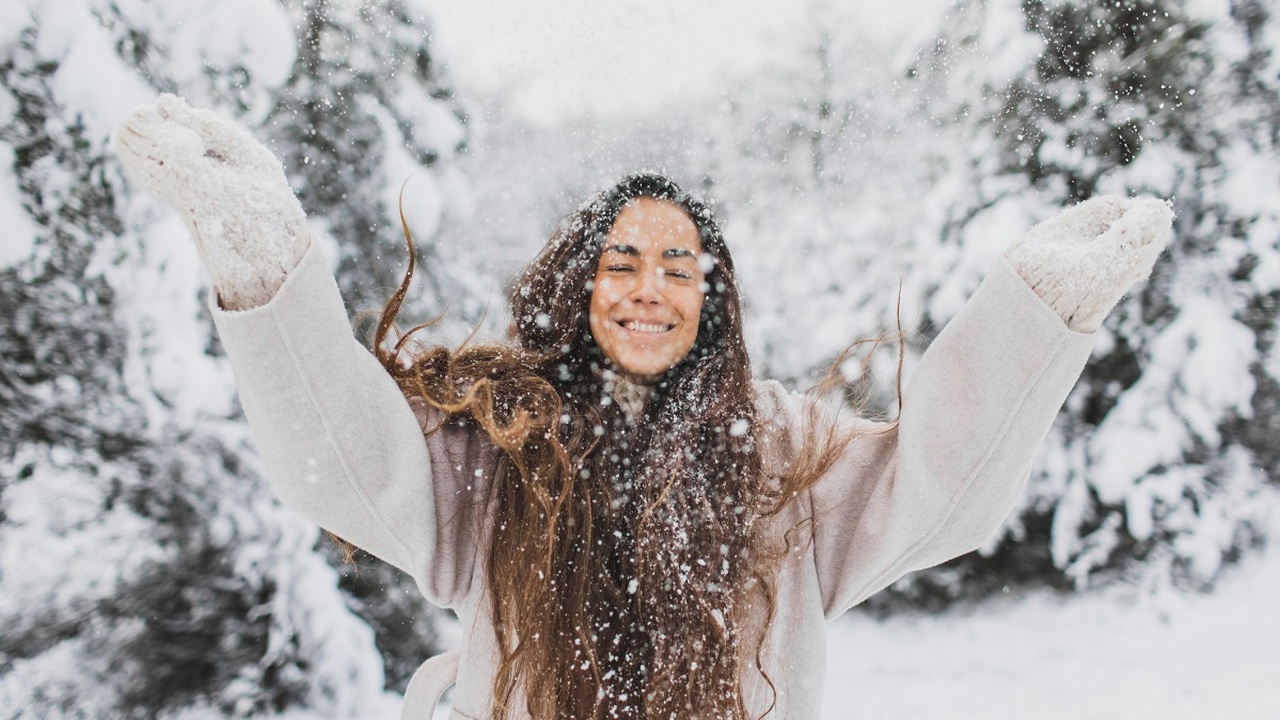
xmin=624 ymin=321 xmax=669 ymax=334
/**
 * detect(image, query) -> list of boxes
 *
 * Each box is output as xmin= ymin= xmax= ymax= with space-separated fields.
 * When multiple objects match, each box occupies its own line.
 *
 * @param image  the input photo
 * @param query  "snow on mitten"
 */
xmin=111 ymin=94 xmax=309 ymax=310
xmin=1003 ymin=195 xmax=1174 ymax=333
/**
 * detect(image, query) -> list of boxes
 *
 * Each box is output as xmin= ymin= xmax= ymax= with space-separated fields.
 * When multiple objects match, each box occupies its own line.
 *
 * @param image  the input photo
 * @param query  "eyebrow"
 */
xmin=601 ymin=244 xmax=696 ymax=260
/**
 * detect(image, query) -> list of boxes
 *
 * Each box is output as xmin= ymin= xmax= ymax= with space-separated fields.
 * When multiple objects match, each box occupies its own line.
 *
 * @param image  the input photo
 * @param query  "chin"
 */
xmin=612 ymin=354 xmax=679 ymax=382
xmin=615 ymin=363 xmax=667 ymax=382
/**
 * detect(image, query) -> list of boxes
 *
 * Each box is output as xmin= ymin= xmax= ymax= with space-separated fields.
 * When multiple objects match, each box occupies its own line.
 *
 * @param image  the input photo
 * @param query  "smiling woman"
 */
xmin=112 ymin=95 xmax=1173 ymax=720
xmin=417 ymin=173 xmax=772 ymax=718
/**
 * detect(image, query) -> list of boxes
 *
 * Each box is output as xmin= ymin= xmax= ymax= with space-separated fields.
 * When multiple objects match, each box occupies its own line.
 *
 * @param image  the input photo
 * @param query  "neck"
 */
xmin=601 ymin=367 xmax=652 ymax=421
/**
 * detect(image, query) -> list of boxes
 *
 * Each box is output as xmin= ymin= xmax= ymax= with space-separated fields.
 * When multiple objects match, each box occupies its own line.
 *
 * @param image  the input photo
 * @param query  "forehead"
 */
xmin=606 ymin=197 xmax=702 ymax=254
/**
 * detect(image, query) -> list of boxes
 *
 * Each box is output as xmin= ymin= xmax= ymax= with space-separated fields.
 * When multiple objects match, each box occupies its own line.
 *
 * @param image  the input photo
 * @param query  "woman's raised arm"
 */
xmin=111 ymin=96 xmax=484 ymax=607
xmin=803 ymin=197 xmax=1174 ymax=616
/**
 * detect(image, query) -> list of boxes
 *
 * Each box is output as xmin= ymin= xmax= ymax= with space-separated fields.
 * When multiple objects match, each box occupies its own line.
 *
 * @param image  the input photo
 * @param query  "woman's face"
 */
xmin=589 ymin=198 xmax=706 ymax=381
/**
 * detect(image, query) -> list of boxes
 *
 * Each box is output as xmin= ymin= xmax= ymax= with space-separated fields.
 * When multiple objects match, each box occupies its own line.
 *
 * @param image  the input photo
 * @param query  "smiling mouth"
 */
xmin=619 ymin=320 xmax=676 ymax=334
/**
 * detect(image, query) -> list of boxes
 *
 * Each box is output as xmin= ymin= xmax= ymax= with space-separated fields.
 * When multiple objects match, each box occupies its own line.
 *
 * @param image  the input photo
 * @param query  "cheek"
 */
xmin=591 ymin=277 xmax=625 ymax=308
xmin=682 ymin=291 xmax=707 ymax=326
xmin=588 ymin=282 xmax=613 ymax=334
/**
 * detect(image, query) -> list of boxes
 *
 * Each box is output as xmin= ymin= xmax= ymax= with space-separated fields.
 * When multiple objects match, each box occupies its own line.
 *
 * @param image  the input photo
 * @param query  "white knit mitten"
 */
xmin=1004 ymin=195 xmax=1174 ymax=333
xmin=111 ymin=94 xmax=309 ymax=310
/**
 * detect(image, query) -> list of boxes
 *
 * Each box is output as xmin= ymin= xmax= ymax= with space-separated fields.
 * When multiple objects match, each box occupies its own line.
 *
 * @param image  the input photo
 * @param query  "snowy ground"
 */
xmin=399 ymin=549 xmax=1280 ymax=719
xmin=823 ymin=549 xmax=1280 ymax=719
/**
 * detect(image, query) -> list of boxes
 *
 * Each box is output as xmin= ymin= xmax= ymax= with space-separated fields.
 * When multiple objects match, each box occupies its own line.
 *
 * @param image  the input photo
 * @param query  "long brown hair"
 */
xmin=374 ymin=174 xmax=864 ymax=718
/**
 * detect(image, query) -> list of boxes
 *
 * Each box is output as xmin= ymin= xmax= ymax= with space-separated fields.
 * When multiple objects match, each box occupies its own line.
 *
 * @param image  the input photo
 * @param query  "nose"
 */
xmin=629 ymin=267 xmax=665 ymax=304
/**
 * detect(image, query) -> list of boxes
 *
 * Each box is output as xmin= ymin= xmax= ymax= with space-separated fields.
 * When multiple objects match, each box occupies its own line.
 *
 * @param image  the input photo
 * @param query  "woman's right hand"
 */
xmin=112 ymin=94 xmax=310 ymax=310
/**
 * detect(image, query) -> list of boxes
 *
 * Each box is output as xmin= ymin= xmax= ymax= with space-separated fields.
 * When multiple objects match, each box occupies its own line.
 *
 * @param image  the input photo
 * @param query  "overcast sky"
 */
xmin=422 ymin=0 xmax=949 ymax=124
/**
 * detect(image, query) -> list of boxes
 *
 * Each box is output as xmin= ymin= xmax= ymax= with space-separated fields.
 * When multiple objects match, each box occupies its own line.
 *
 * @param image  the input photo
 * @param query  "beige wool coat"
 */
xmin=212 ymin=241 xmax=1095 ymax=719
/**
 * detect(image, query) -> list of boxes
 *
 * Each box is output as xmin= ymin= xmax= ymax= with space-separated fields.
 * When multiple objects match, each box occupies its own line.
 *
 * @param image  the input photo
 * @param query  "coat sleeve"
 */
xmin=210 ymin=241 xmax=489 ymax=608
xmin=795 ymin=256 xmax=1096 ymax=617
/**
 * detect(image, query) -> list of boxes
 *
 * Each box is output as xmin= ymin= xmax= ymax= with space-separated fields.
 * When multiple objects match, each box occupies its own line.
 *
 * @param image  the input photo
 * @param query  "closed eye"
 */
xmin=606 ymin=264 xmax=636 ymax=273
xmin=659 ymin=264 xmax=697 ymax=280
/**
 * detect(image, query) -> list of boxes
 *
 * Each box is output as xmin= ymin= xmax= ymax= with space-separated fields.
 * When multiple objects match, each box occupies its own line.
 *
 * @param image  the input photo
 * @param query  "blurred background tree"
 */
xmin=0 ymin=0 xmax=469 ymax=714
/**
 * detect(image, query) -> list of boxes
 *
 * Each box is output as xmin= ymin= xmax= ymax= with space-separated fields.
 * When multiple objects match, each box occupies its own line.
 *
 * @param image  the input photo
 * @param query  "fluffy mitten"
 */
xmin=1004 ymin=195 xmax=1174 ymax=333
xmin=112 ymin=94 xmax=309 ymax=310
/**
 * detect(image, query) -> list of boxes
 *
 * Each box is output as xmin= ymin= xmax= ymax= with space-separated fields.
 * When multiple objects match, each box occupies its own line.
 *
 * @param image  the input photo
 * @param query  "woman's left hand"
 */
xmin=1003 ymin=195 xmax=1174 ymax=332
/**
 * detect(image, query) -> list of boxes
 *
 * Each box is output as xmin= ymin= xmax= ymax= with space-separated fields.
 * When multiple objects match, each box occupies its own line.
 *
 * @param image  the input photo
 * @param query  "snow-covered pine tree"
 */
xmin=875 ymin=0 xmax=1280 ymax=605
xmin=0 ymin=0 xmax=470 ymax=713
xmin=267 ymin=0 xmax=470 ymax=323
